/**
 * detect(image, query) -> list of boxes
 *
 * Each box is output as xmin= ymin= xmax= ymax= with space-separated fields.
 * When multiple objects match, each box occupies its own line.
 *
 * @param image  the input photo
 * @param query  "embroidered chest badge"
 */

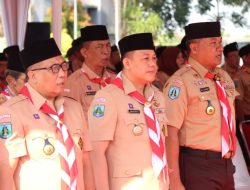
xmin=0 ymin=122 xmax=12 ymax=139
xmin=93 ymin=105 xmax=105 ymax=117
xmin=33 ymin=114 xmax=40 ymax=119
xmin=168 ymin=86 xmax=180 ymax=100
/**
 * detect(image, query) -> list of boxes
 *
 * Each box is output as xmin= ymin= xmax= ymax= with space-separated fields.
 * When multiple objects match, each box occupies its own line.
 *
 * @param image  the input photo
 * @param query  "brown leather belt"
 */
xmin=180 ymin=147 xmax=232 ymax=159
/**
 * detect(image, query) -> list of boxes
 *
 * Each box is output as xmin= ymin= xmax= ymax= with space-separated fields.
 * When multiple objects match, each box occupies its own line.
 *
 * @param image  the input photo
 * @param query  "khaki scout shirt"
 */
xmin=221 ymin=64 xmax=239 ymax=80
xmin=88 ymin=74 xmax=168 ymax=190
xmin=235 ymin=66 xmax=250 ymax=116
xmin=0 ymin=83 xmax=92 ymax=190
xmin=63 ymin=64 xmax=116 ymax=119
xmin=163 ymin=57 xmax=238 ymax=152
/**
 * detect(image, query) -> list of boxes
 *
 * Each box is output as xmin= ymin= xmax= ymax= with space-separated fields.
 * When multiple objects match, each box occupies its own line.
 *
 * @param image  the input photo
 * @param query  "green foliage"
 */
xmin=122 ymin=0 xmax=250 ymax=43
xmin=62 ymin=0 xmax=91 ymax=38
xmin=122 ymin=4 xmax=164 ymax=41
xmin=196 ymin=0 xmax=214 ymax=14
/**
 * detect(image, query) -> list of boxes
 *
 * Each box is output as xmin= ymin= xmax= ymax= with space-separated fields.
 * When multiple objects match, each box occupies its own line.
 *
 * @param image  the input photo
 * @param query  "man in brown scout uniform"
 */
xmin=163 ymin=22 xmax=238 ymax=190
xmin=88 ymin=33 xmax=168 ymax=190
xmin=222 ymin=42 xmax=240 ymax=80
xmin=0 ymin=53 xmax=7 ymax=91
xmin=63 ymin=25 xmax=116 ymax=119
xmin=235 ymin=44 xmax=250 ymax=122
xmin=0 ymin=38 xmax=94 ymax=190
xmin=0 ymin=47 xmax=26 ymax=104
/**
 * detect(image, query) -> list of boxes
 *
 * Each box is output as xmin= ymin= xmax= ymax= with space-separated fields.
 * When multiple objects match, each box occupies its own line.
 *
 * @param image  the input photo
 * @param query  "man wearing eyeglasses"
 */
xmin=0 ymin=38 xmax=95 ymax=190
xmin=63 ymin=25 xmax=116 ymax=119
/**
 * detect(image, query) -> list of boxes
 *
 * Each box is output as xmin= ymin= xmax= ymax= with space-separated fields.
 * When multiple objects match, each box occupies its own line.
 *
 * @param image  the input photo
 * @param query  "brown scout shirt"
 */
xmin=88 ymin=74 xmax=168 ymax=190
xmin=0 ymin=83 xmax=92 ymax=190
xmin=235 ymin=66 xmax=250 ymax=116
xmin=221 ymin=64 xmax=239 ymax=80
xmin=163 ymin=57 xmax=238 ymax=152
xmin=63 ymin=64 xmax=116 ymax=119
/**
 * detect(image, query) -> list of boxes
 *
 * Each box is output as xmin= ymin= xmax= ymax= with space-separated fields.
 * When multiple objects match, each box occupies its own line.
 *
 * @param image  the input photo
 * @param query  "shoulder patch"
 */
xmin=0 ymin=122 xmax=12 ymax=139
xmin=93 ymin=104 xmax=105 ymax=117
xmin=168 ymin=86 xmax=180 ymax=100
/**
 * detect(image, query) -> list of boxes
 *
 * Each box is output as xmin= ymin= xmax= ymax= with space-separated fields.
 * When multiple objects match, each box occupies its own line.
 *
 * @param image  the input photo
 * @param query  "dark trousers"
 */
xmin=179 ymin=147 xmax=235 ymax=190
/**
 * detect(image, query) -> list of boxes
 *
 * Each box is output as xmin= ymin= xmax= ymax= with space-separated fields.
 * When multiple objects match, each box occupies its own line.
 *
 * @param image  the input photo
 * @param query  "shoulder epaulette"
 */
xmin=174 ymin=64 xmax=192 ymax=77
xmin=3 ymin=95 xmax=27 ymax=107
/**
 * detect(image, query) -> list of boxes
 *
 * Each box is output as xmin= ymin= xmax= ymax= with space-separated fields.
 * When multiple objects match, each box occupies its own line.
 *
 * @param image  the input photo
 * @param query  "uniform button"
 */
xmin=124 ymin=170 xmax=130 ymax=175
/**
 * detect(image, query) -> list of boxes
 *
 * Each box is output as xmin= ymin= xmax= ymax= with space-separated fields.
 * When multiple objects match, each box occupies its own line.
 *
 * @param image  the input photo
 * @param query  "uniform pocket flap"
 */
xmin=113 ymin=165 xmax=142 ymax=178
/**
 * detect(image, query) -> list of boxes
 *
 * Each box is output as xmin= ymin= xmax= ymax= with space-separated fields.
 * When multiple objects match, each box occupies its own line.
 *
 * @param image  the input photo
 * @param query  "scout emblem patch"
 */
xmin=93 ymin=105 xmax=105 ymax=117
xmin=168 ymin=86 xmax=180 ymax=100
xmin=0 ymin=122 xmax=12 ymax=139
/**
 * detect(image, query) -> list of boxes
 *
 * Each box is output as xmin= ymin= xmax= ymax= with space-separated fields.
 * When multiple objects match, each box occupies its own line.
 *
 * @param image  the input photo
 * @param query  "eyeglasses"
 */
xmin=31 ymin=62 xmax=69 ymax=73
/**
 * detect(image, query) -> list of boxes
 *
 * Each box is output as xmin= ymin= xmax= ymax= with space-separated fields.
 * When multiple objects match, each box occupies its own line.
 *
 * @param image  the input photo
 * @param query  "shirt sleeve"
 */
xmin=88 ymin=90 xmax=117 ymax=141
xmin=234 ymin=75 xmax=244 ymax=100
xmin=162 ymin=76 xmax=187 ymax=129
xmin=0 ymin=106 xmax=27 ymax=161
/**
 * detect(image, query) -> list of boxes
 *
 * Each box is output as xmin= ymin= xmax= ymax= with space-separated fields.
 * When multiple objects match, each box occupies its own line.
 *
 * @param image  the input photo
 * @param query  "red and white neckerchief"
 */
xmin=0 ymin=81 xmax=6 ymax=90
xmin=20 ymin=86 xmax=78 ymax=190
xmin=205 ymin=72 xmax=236 ymax=157
xmin=112 ymin=72 xmax=167 ymax=179
xmin=1 ymin=86 xmax=14 ymax=100
xmin=81 ymin=68 xmax=111 ymax=87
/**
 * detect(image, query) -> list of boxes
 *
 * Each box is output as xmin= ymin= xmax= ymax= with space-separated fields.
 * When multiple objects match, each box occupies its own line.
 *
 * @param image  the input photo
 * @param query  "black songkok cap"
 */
xmin=80 ymin=25 xmax=109 ymax=42
xmin=177 ymin=36 xmax=187 ymax=51
xmin=20 ymin=38 xmax=61 ymax=69
xmin=24 ymin=22 xmax=51 ymax=48
xmin=185 ymin=22 xmax=221 ymax=41
xmin=7 ymin=50 xmax=25 ymax=73
xmin=0 ymin=53 xmax=7 ymax=61
xmin=239 ymin=44 xmax=250 ymax=57
xmin=223 ymin=42 xmax=238 ymax=57
xmin=111 ymin=45 xmax=118 ymax=53
xmin=72 ymin=37 xmax=83 ymax=48
xmin=3 ymin=45 xmax=19 ymax=58
xmin=118 ymin=33 xmax=155 ymax=57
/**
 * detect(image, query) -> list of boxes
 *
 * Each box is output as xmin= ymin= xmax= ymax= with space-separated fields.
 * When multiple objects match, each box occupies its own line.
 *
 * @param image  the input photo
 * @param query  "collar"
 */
xmin=26 ymin=83 xmax=64 ymax=112
xmin=6 ymin=85 xmax=16 ymax=97
xmin=121 ymin=73 xmax=154 ymax=99
xmin=188 ymin=57 xmax=210 ymax=78
xmin=82 ymin=63 xmax=110 ymax=79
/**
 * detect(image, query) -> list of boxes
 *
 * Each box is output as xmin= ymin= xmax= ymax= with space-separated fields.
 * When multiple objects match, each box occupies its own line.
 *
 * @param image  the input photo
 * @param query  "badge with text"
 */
xmin=200 ymin=87 xmax=210 ymax=92
xmin=93 ymin=105 xmax=105 ymax=117
xmin=128 ymin=103 xmax=140 ymax=114
xmin=86 ymin=91 xmax=96 ymax=96
xmin=0 ymin=122 xmax=12 ymax=139
xmin=168 ymin=86 xmax=180 ymax=100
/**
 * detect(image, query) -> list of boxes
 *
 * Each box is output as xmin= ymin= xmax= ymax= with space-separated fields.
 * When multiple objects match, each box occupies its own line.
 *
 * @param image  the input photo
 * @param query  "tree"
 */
xmin=121 ymin=0 xmax=250 ymax=39
xmin=62 ymin=0 xmax=91 ymax=38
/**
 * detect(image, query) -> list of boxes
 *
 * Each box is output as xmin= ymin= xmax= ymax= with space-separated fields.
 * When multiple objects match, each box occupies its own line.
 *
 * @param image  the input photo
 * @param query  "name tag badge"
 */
xmin=128 ymin=109 xmax=140 ymax=114
xmin=86 ymin=91 xmax=96 ymax=96
xmin=200 ymin=87 xmax=210 ymax=92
